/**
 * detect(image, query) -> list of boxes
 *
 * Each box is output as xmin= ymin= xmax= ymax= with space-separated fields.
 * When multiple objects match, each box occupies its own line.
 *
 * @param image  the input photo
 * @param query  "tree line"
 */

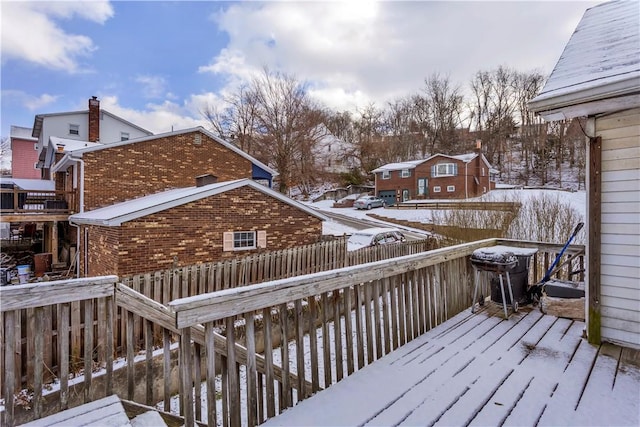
xmin=203 ymin=66 xmax=587 ymax=195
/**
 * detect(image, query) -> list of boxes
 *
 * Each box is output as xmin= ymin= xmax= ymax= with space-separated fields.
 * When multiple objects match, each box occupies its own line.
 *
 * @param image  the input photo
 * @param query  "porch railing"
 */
xmin=0 ymin=238 xmax=585 ymax=426
xmin=0 ymin=188 xmax=76 ymax=215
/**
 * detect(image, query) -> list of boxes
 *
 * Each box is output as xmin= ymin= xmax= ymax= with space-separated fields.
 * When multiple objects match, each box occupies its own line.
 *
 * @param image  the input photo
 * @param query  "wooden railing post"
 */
xmin=180 ymin=327 xmax=194 ymax=426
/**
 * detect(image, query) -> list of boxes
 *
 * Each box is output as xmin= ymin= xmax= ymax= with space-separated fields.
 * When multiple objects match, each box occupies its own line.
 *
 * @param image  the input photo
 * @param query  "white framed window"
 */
xmin=431 ymin=163 xmax=457 ymax=177
xmin=433 ymin=186 xmax=441 ymax=193
xmin=69 ymin=124 xmax=79 ymax=135
xmin=381 ymin=171 xmax=390 ymax=180
xmin=400 ymin=169 xmax=411 ymax=178
xmin=447 ymin=185 xmax=455 ymax=192
xmin=223 ymin=231 xmax=266 ymax=251
xmin=121 ymin=132 xmax=130 ymax=141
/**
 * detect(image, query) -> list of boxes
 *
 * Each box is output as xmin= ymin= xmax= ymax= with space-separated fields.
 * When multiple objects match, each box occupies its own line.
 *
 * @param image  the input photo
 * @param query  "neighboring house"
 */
xmin=33 ymin=97 xmax=153 ymax=178
xmin=313 ymin=125 xmax=358 ymax=175
xmin=529 ymin=0 xmax=639 ymax=348
xmin=69 ymin=178 xmax=327 ymax=276
xmin=10 ymin=126 xmax=39 ymax=179
xmin=371 ymin=150 xmax=497 ymax=204
xmin=51 ymin=126 xmax=278 ymax=212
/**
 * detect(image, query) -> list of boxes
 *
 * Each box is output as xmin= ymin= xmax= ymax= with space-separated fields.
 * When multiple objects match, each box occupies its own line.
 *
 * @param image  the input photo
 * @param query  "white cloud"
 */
xmin=135 ymin=75 xmax=168 ymax=99
xmin=1 ymin=90 xmax=59 ymax=111
xmin=98 ymin=94 xmax=220 ymax=135
xmin=201 ymin=1 xmax=597 ymax=112
xmin=0 ymin=1 xmax=113 ymax=73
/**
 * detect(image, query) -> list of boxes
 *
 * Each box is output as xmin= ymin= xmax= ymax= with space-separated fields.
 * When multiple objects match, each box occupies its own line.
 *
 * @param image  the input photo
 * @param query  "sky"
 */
xmin=1 ymin=0 xmax=600 ymax=141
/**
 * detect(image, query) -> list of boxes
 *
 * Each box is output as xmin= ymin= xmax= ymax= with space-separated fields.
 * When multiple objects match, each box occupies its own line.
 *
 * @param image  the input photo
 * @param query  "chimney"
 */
xmin=88 ymin=96 xmax=100 ymax=142
xmin=196 ymin=174 xmax=218 ymax=187
xmin=475 ymin=139 xmax=482 ymax=154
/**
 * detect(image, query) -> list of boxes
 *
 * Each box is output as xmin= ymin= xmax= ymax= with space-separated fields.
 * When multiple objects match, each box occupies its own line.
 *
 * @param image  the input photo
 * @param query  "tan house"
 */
xmin=371 ymin=151 xmax=497 ymax=205
xmin=69 ymin=178 xmax=327 ymax=277
xmin=529 ymin=0 xmax=639 ymax=348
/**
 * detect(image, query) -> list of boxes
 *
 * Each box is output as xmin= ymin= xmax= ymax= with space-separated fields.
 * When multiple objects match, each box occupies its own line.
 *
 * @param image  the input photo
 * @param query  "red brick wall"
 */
xmin=80 ymin=186 xmax=323 ymax=277
xmin=375 ymin=155 xmax=494 ymax=200
xmin=10 ymin=139 xmax=39 ymax=179
xmin=80 ymin=226 xmax=119 ymax=277
xmin=82 ymin=130 xmax=254 ymax=211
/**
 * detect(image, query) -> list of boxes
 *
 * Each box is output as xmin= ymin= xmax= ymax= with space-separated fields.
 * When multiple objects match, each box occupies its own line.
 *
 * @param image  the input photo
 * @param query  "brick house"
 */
xmin=371 ymin=152 xmax=497 ymax=204
xmin=69 ymin=179 xmax=327 ymax=276
xmin=51 ymin=126 xmax=277 ymax=212
xmin=9 ymin=126 xmax=40 ymax=179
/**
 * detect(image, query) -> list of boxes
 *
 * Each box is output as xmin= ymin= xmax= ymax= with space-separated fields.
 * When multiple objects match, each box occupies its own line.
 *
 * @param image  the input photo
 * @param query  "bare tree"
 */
xmin=250 ymin=68 xmax=324 ymax=194
xmin=423 ymin=74 xmax=464 ymax=155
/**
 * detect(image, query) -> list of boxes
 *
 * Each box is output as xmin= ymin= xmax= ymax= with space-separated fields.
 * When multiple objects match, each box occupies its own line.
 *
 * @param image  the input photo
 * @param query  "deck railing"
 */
xmin=0 ymin=238 xmax=585 ymax=426
xmin=0 ymin=188 xmax=76 ymax=214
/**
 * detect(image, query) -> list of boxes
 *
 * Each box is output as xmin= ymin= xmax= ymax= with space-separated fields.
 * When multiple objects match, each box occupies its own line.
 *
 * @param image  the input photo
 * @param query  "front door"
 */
xmin=417 ymin=178 xmax=428 ymax=197
xmin=402 ymin=189 xmax=410 ymax=202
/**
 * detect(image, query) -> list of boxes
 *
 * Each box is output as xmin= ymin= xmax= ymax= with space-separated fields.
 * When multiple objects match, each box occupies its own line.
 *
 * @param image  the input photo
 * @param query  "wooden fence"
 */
xmin=0 ymin=238 xmax=585 ymax=426
xmin=170 ymin=238 xmax=584 ymax=427
xmin=391 ymin=201 xmax=521 ymax=211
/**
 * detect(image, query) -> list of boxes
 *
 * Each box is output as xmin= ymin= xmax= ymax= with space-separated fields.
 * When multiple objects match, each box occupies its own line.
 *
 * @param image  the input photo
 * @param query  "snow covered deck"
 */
xmin=264 ymin=306 xmax=640 ymax=427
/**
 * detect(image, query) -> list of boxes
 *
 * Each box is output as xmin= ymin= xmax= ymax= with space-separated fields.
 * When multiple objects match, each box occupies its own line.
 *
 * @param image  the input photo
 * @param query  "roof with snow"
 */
xmin=529 ymin=0 xmax=640 ymax=119
xmin=10 ymin=126 xmax=36 ymax=141
xmin=51 ymin=127 xmax=278 ymax=178
xmin=69 ymin=179 xmax=327 ymax=226
xmin=0 ymin=178 xmax=55 ymax=192
xmin=371 ymin=153 xmax=495 ymax=173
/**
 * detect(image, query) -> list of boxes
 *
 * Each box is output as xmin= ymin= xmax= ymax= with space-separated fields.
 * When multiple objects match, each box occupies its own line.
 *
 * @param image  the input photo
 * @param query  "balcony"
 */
xmin=0 ymin=187 xmax=75 ymax=222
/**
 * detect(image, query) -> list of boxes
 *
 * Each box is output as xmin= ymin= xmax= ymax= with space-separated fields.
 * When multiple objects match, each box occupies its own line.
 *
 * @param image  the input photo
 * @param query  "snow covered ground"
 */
xmin=310 ymin=186 xmax=586 ymax=238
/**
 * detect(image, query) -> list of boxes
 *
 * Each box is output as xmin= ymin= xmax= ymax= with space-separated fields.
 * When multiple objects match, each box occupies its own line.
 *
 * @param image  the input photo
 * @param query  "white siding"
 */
xmin=595 ymin=108 xmax=640 ymax=348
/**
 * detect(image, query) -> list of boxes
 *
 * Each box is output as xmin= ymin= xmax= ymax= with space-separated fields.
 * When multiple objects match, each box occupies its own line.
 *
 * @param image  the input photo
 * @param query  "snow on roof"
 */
xmin=529 ymin=0 xmax=640 ymax=113
xmin=69 ymin=179 xmax=328 ymax=226
xmin=10 ymin=126 xmax=36 ymax=141
xmin=50 ymin=137 xmax=101 ymax=152
xmin=0 ymin=178 xmax=55 ymax=192
xmin=61 ymin=126 xmax=278 ymax=177
xmin=371 ymin=160 xmax=424 ymax=173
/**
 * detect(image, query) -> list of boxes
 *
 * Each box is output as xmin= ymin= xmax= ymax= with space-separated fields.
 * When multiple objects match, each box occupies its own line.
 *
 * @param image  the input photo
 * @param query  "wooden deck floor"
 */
xmin=264 ymin=305 xmax=640 ymax=426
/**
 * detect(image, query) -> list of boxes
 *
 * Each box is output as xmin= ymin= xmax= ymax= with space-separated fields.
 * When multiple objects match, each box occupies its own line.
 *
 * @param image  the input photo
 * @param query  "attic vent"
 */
xmin=196 ymin=174 xmax=218 ymax=187
xmin=193 ymin=134 xmax=202 ymax=146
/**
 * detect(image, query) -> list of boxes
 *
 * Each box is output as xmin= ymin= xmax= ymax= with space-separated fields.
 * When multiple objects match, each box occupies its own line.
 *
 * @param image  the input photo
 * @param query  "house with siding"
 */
xmin=33 ymin=97 xmax=153 ymax=179
xmin=371 ymin=150 xmax=497 ymax=204
xmin=529 ymin=0 xmax=639 ymax=348
xmin=68 ymin=178 xmax=327 ymax=276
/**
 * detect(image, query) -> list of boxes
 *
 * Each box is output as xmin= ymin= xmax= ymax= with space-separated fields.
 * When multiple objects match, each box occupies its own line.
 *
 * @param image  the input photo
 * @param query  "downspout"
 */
xmin=69 ymin=157 xmax=85 ymax=278
xmin=465 ymin=162 xmax=468 ymax=199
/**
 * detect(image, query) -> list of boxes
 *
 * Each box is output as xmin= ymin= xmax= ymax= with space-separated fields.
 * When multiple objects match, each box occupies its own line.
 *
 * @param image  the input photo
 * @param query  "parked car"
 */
xmin=347 ymin=227 xmax=407 ymax=251
xmin=354 ymin=195 xmax=385 ymax=210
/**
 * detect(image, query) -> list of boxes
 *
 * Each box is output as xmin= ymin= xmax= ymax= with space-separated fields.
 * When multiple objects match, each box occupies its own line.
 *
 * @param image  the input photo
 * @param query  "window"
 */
xmin=447 ymin=185 xmax=455 ymax=192
xmin=233 ymin=231 xmax=256 ymax=249
xmin=433 ymin=186 xmax=441 ymax=193
xmin=431 ymin=163 xmax=457 ymax=177
xmin=121 ymin=132 xmax=130 ymax=141
xmin=381 ymin=171 xmax=390 ymax=180
xmin=69 ymin=124 xmax=79 ymax=135
xmin=223 ymin=231 xmax=267 ymax=251
xmin=400 ymin=169 xmax=411 ymax=178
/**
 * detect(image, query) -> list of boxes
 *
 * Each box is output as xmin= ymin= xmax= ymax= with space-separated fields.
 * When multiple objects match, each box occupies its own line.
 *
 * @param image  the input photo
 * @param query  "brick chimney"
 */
xmin=196 ymin=174 xmax=218 ymax=187
xmin=474 ymin=139 xmax=482 ymax=154
xmin=88 ymin=96 xmax=100 ymax=142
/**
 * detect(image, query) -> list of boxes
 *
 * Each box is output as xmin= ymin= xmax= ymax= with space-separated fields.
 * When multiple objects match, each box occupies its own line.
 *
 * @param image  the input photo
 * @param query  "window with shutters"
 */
xmin=223 ymin=231 xmax=267 ymax=251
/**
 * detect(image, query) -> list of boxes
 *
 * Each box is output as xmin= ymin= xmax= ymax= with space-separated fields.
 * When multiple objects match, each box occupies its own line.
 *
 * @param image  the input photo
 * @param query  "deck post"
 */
xmin=180 ymin=326 xmax=194 ymax=426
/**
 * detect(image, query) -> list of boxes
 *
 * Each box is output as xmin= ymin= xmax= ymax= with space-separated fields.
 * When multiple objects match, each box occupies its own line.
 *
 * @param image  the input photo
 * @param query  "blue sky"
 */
xmin=1 ymin=0 xmax=600 ymax=140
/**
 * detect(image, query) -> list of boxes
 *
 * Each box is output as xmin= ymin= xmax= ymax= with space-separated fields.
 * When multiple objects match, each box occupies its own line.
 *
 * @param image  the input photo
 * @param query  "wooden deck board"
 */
xmin=20 ymin=394 xmax=130 ymax=426
xmin=264 ymin=308 xmax=640 ymax=427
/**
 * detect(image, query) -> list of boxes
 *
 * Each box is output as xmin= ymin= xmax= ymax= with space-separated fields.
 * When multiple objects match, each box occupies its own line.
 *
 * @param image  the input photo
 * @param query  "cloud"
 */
xmin=98 ymin=94 xmax=222 ymax=134
xmin=200 ymin=1 xmax=596 ymax=112
xmin=135 ymin=75 xmax=168 ymax=99
xmin=0 ymin=1 xmax=114 ymax=73
xmin=1 ymin=90 xmax=59 ymax=111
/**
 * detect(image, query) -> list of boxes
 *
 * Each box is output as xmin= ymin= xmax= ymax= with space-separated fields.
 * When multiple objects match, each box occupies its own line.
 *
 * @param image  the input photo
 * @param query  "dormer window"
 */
xmin=69 ymin=124 xmax=79 ymax=136
xmin=121 ymin=132 xmax=130 ymax=141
